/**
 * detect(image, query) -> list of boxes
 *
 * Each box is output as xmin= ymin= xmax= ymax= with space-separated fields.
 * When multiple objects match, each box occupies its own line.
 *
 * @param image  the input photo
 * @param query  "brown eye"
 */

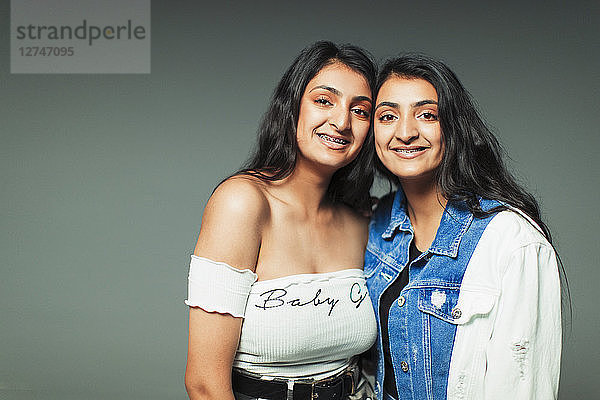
xmin=419 ymin=112 xmax=438 ymax=121
xmin=378 ymin=113 xmax=396 ymax=122
xmin=315 ymin=97 xmax=332 ymax=106
xmin=352 ymin=107 xmax=370 ymax=118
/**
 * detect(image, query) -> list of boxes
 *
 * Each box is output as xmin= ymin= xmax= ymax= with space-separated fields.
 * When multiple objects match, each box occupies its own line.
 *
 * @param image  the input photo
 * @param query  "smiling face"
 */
xmin=374 ymin=76 xmax=444 ymax=184
xmin=295 ymin=62 xmax=372 ymax=173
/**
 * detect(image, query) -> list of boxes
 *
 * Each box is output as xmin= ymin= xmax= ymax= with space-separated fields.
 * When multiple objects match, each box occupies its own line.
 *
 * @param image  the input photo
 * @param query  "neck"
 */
xmin=278 ymin=158 xmax=334 ymax=214
xmin=400 ymin=178 xmax=447 ymax=250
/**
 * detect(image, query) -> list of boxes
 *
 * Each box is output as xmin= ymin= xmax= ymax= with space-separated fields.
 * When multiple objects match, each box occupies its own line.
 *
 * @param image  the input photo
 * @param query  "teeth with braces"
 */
xmin=317 ymin=134 xmax=349 ymax=145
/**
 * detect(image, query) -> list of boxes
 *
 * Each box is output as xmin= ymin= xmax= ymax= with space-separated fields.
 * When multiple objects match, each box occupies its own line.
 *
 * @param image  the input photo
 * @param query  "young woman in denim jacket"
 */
xmin=365 ymin=55 xmax=563 ymax=400
xmin=184 ymin=42 xmax=378 ymax=400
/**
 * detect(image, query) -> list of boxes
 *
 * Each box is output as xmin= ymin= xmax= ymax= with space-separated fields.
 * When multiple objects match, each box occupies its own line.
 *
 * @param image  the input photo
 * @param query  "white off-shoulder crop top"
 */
xmin=185 ymin=255 xmax=377 ymax=380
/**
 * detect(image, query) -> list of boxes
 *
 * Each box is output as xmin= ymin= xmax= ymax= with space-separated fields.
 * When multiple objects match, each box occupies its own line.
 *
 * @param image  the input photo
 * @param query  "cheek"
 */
xmin=374 ymin=138 xmax=391 ymax=165
xmin=296 ymin=103 xmax=314 ymax=131
xmin=353 ymin=123 xmax=370 ymax=144
xmin=374 ymin=145 xmax=386 ymax=165
xmin=432 ymin=131 xmax=445 ymax=166
xmin=435 ymin=130 xmax=444 ymax=154
xmin=299 ymin=103 xmax=326 ymax=126
xmin=373 ymin=126 xmax=389 ymax=152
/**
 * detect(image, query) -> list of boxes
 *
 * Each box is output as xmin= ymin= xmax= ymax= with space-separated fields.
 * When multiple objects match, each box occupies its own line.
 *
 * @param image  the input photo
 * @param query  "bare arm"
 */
xmin=185 ymin=309 xmax=243 ymax=400
xmin=185 ymin=179 xmax=267 ymax=400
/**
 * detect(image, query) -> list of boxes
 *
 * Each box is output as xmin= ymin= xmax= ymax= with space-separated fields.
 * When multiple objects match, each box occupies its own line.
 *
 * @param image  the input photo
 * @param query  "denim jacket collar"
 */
xmin=381 ymin=190 xmax=413 ymax=238
xmin=381 ymin=190 xmax=474 ymax=258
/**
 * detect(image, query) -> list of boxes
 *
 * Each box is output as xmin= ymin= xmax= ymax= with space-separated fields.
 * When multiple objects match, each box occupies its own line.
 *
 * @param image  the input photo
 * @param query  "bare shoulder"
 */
xmin=194 ymin=175 xmax=270 ymax=270
xmin=205 ymin=175 xmax=270 ymax=221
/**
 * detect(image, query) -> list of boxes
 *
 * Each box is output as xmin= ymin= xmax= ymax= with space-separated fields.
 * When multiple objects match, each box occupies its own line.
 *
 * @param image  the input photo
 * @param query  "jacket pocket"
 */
xmin=417 ymin=286 xmax=497 ymax=325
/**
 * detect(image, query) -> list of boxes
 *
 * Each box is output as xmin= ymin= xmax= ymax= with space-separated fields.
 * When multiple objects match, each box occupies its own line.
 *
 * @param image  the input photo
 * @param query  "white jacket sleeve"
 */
xmin=484 ymin=242 xmax=562 ymax=399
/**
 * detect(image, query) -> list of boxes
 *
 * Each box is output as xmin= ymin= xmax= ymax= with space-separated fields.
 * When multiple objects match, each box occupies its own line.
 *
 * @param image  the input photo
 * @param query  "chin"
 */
xmin=320 ymin=159 xmax=352 ymax=171
xmin=382 ymin=162 xmax=434 ymax=180
xmin=310 ymin=152 xmax=357 ymax=171
xmin=395 ymin=170 xmax=438 ymax=184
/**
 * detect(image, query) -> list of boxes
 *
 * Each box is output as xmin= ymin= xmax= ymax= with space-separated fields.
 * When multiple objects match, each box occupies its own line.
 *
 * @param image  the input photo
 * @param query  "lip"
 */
xmin=389 ymin=145 xmax=429 ymax=159
xmin=315 ymin=132 xmax=351 ymax=150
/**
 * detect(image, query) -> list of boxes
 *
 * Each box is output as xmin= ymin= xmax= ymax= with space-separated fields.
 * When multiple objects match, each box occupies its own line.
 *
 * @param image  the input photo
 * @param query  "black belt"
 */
xmin=232 ymin=364 xmax=359 ymax=400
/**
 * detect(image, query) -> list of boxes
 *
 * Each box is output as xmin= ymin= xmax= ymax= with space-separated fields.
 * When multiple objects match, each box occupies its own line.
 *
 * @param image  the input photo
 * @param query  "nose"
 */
xmin=329 ymin=107 xmax=351 ymax=133
xmin=394 ymin=116 xmax=419 ymax=143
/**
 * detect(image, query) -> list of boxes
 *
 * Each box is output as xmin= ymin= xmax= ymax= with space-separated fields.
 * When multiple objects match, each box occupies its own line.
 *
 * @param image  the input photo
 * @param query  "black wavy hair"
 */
xmin=375 ymin=54 xmax=570 ymax=312
xmin=233 ymin=41 xmax=377 ymax=213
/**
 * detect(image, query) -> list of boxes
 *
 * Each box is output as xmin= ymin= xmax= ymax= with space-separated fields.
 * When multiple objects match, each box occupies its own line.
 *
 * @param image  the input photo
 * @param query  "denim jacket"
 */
xmin=365 ymin=191 xmax=561 ymax=400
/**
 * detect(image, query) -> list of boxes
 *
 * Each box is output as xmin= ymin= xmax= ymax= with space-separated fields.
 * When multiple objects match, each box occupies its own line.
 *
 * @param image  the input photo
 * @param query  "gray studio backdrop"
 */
xmin=1 ymin=1 xmax=599 ymax=399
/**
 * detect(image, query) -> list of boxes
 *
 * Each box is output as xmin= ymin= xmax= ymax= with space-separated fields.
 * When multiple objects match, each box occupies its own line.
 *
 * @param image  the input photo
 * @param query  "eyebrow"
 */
xmin=310 ymin=85 xmax=372 ymax=104
xmin=375 ymin=99 xmax=438 ymax=110
xmin=375 ymin=101 xmax=398 ymax=110
xmin=353 ymin=95 xmax=372 ymax=104
xmin=413 ymin=100 xmax=438 ymax=107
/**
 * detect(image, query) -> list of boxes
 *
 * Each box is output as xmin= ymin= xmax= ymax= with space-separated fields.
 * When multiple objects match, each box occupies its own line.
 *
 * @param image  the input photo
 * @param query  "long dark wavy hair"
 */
xmin=232 ymin=41 xmax=377 ymax=213
xmin=375 ymin=54 xmax=570 ymax=309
